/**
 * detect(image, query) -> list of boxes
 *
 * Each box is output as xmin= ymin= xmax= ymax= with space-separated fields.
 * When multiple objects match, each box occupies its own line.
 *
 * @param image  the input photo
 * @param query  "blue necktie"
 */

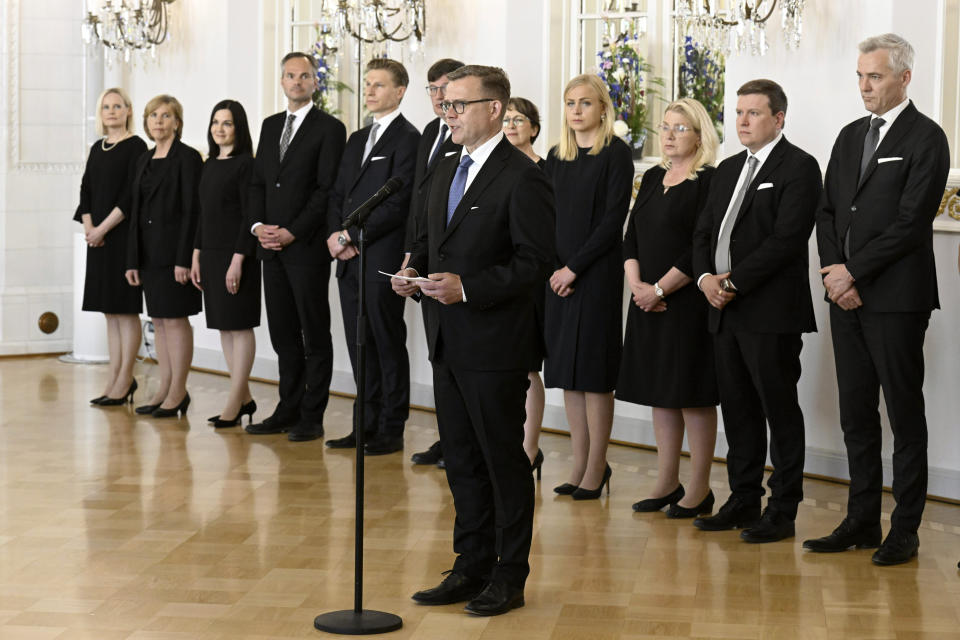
xmin=446 ymin=154 xmax=473 ymax=225
xmin=428 ymin=123 xmax=448 ymax=168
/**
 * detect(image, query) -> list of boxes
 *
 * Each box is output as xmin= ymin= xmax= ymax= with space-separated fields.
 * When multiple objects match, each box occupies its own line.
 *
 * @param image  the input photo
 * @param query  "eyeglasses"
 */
xmin=425 ymin=83 xmax=449 ymax=96
xmin=440 ymin=98 xmax=495 ymax=114
xmin=658 ymin=124 xmax=693 ymax=135
xmin=502 ymin=116 xmax=528 ymax=128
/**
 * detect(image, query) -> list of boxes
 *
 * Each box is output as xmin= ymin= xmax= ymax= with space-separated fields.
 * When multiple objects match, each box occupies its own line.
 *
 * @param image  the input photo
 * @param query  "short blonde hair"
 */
xmin=556 ymin=74 xmax=615 ymax=162
xmin=657 ymin=98 xmax=719 ymax=179
xmin=142 ymin=94 xmax=184 ymax=141
xmin=95 ymin=87 xmax=133 ymax=136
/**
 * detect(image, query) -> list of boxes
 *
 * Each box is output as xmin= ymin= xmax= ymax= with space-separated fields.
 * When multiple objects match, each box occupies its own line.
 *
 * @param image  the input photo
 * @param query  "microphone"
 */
xmin=341 ymin=177 xmax=404 ymax=230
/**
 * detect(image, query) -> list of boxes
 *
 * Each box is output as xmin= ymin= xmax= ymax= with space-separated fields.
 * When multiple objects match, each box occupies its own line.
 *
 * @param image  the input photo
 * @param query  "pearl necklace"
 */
xmin=101 ymin=133 xmax=130 ymax=151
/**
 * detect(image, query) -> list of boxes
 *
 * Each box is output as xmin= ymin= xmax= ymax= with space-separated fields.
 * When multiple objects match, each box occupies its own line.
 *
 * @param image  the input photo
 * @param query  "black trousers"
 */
xmin=337 ymin=258 xmax=410 ymax=438
xmin=432 ymin=358 xmax=533 ymax=588
xmin=829 ymin=306 xmax=929 ymax=532
xmin=714 ymin=329 xmax=805 ymax=517
xmin=261 ymin=258 xmax=333 ymax=425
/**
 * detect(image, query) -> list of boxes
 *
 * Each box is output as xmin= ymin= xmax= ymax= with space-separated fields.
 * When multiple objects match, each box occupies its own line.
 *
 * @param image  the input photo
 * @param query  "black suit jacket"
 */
xmin=328 ymin=114 xmax=420 ymax=279
xmin=404 ymin=117 xmax=462 ymax=252
xmin=815 ymin=101 xmax=950 ymax=312
xmin=249 ymin=107 xmax=347 ymax=265
xmin=408 ymin=136 xmax=556 ymax=371
xmin=127 ymin=138 xmax=203 ymax=269
xmin=693 ymin=136 xmax=822 ymax=334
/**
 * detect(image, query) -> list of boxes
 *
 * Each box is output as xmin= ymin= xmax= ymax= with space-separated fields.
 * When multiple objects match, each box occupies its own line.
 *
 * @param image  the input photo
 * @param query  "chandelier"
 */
xmin=314 ymin=0 xmax=426 ymax=55
xmin=674 ymin=0 xmax=805 ymax=56
xmin=81 ymin=0 xmax=177 ymax=64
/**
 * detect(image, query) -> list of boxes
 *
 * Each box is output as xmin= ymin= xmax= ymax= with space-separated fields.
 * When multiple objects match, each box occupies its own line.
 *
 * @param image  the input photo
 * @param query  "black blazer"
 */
xmin=127 ymin=138 xmax=203 ymax=270
xmin=815 ymin=101 xmax=950 ymax=312
xmin=408 ymin=136 xmax=556 ymax=371
xmin=404 ymin=117 xmax=462 ymax=252
xmin=328 ymin=114 xmax=420 ymax=278
xmin=249 ymin=107 xmax=347 ymax=265
xmin=693 ymin=136 xmax=822 ymax=334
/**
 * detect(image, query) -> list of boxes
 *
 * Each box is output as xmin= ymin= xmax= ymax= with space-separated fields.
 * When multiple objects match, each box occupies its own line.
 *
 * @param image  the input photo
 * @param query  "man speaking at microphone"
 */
xmin=326 ymin=58 xmax=419 ymax=455
xmin=393 ymin=65 xmax=555 ymax=616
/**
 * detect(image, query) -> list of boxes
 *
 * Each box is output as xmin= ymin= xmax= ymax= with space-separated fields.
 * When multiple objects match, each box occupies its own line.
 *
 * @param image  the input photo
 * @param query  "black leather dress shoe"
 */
xmin=288 ymin=423 xmax=324 ymax=442
xmin=693 ymin=497 xmax=761 ymax=531
xmin=245 ymin=416 xmax=291 ymax=435
xmin=411 ymin=440 xmax=443 ymax=465
xmin=464 ymin=581 xmax=525 ymax=616
xmin=871 ymin=529 xmax=919 ymax=566
xmin=325 ymin=433 xmax=357 ymax=448
xmin=740 ymin=507 xmax=795 ymax=543
xmin=632 ymin=484 xmax=685 ymax=512
xmin=412 ymin=572 xmax=485 ymax=605
xmin=802 ymin=517 xmax=882 ymax=553
xmin=365 ymin=435 xmax=403 ymax=455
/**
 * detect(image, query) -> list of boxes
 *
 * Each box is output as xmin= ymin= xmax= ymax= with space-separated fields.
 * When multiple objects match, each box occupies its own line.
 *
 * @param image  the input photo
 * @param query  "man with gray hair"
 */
xmin=808 ymin=33 xmax=950 ymax=565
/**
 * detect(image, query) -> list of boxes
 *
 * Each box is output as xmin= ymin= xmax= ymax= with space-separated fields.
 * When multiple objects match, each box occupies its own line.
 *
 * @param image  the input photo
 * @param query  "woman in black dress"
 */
xmin=125 ymin=95 xmax=203 ymax=418
xmin=189 ymin=100 xmax=260 ymax=428
xmin=544 ymin=74 xmax=634 ymax=499
xmin=77 ymin=88 xmax=147 ymax=406
xmin=617 ymin=98 xmax=720 ymax=518
xmin=504 ymin=96 xmax=546 ymax=474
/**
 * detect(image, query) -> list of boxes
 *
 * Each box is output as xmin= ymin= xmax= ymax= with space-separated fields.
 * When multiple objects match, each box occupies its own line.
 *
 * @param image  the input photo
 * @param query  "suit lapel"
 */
xmin=429 ymin=154 xmax=459 ymax=244
xmin=280 ymin=107 xmax=317 ymax=168
xmin=351 ymin=115 xmax=404 ymax=190
xmin=441 ymin=138 xmax=510 ymax=242
xmin=856 ymin=101 xmax=917 ymax=192
xmin=731 ymin=137 xmax=787 ymax=231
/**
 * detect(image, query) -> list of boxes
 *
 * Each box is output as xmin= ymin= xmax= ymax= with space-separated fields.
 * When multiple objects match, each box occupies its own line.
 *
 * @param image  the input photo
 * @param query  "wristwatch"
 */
xmin=720 ymin=277 xmax=737 ymax=292
xmin=654 ymin=281 xmax=664 ymax=298
xmin=337 ymin=232 xmax=347 ymax=246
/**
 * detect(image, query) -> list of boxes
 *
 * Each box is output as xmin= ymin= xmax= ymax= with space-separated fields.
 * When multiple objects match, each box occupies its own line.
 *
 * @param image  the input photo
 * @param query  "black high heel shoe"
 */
xmin=97 ymin=379 xmax=138 ymax=406
xmin=90 ymin=395 xmax=107 ymax=405
xmin=152 ymin=393 xmax=191 ymax=418
xmin=530 ymin=449 xmax=544 ymax=481
xmin=213 ymin=399 xmax=257 ymax=428
xmin=553 ymin=483 xmax=578 ymax=495
xmin=136 ymin=403 xmax=161 ymax=415
xmin=666 ymin=490 xmax=715 ymax=519
xmin=572 ymin=464 xmax=612 ymax=500
xmin=632 ymin=484 xmax=685 ymax=513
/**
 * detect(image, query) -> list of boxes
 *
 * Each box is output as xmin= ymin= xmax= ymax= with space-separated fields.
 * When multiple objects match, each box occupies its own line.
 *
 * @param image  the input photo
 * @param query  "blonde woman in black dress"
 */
xmin=544 ymin=75 xmax=634 ymax=499
xmin=190 ymin=100 xmax=260 ymax=428
xmin=617 ymin=98 xmax=720 ymax=518
xmin=125 ymin=95 xmax=203 ymax=418
xmin=77 ymin=88 xmax=147 ymax=406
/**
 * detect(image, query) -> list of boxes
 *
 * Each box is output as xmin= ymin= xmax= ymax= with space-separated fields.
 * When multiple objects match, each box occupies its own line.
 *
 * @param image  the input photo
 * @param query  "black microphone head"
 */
xmin=385 ymin=177 xmax=403 ymax=193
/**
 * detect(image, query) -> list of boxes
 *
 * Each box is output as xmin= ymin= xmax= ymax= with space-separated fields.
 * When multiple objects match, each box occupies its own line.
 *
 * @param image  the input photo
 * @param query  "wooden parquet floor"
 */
xmin=1 ymin=357 xmax=959 ymax=639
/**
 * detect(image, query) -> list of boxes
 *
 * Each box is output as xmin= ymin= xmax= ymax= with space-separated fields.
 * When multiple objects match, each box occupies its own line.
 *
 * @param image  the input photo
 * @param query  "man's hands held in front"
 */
xmin=699 ymin=272 xmax=736 ymax=310
xmin=326 ymin=230 xmax=358 ymax=260
xmin=391 ymin=268 xmax=463 ymax=304
xmin=820 ymin=263 xmax=862 ymax=310
xmin=256 ymin=224 xmax=295 ymax=251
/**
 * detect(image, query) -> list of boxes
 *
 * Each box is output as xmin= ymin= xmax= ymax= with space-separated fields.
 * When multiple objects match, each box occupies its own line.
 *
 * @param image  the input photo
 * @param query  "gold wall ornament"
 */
xmin=38 ymin=312 xmax=59 ymax=335
xmin=939 ymin=186 xmax=960 ymax=221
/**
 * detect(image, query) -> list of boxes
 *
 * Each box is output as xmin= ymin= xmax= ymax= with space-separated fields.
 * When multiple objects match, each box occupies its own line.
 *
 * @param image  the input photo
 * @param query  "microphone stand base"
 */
xmin=314 ymin=609 xmax=403 ymax=635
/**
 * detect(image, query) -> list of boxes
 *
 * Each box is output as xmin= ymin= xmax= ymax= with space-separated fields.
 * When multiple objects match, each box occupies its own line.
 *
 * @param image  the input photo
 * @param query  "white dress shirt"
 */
xmin=871 ymin=97 xmax=910 ymax=147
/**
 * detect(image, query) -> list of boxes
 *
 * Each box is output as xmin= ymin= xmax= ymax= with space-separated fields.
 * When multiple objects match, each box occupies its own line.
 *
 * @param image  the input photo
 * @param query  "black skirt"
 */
xmin=199 ymin=249 xmax=261 ymax=330
xmin=140 ymin=266 xmax=202 ymax=318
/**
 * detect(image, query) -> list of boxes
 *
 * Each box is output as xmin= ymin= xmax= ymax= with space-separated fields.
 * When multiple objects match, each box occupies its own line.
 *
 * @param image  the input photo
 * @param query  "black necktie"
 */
xmin=428 ymin=123 xmax=449 ymax=168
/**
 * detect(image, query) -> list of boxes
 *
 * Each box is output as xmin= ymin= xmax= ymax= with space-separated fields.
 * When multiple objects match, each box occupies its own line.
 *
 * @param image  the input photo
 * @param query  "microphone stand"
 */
xmin=314 ymin=213 xmax=402 ymax=635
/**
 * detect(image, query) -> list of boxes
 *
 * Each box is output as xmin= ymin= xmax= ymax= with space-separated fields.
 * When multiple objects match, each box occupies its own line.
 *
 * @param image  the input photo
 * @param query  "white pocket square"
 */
xmin=369 ymin=156 xmax=386 ymax=161
xmin=757 ymin=182 xmax=774 ymax=190
xmin=877 ymin=157 xmax=903 ymax=163
xmin=470 ymin=206 xmax=479 ymax=210
xmin=444 ymin=151 xmax=458 ymax=157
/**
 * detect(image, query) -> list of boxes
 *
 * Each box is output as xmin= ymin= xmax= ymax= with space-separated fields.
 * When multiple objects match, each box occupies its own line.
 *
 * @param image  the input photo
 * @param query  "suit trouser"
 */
xmin=337 ymin=257 xmax=410 ymax=438
xmin=262 ymin=258 xmax=333 ymax=425
xmin=714 ymin=329 xmax=805 ymax=517
xmin=829 ymin=305 xmax=929 ymax=532
xmin=431 ymin=358 xmax=533 ymax=588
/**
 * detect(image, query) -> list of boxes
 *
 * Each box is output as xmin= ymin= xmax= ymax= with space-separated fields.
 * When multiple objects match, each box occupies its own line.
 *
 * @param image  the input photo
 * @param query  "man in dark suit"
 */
xmin=324 ymin=58 xmax=419 ymax=455
xmin=246 ymin=52 xmax=346 ymax=441
xmin=393 ymin=65 xmax=555 ymax=616
xmin=405 ymin=57 xmax=464 ymax=468
xmin=692 ymin=79 xmax=822 ymax=543
xmin=805 ymin=34 xmax=950 ymax=565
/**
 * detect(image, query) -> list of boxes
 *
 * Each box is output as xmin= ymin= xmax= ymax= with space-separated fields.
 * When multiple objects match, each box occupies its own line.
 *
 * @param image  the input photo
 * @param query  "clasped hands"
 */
xmin=84 ymin=224 xmax=106 ymax=248
xmin=628 ymin=280 xmax=666 ymax=312
xmin=820 ymin=263 xmax=862 ymax=310
xmin=256 ymin=224 xmax=295 ymax=251
xmin=699 ymin=272 xmax=736 ymax=310
xmin=549 ymin=266 xmax=576 ymax=298
xmin=391 ymin=268 xmax=463 ymax=305
xmin=327 ymin=230 xmax=358 ymax=260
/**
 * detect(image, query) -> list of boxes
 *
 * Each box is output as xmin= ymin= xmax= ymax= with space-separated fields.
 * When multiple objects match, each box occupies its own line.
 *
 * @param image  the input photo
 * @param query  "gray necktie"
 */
xmin=859 ymin=117 xmax=885 ymax=179
xmin=715 ymin=155 xmax=759 ymax=274
xmin=278 ymin=113 xmax=296 ymax=162
xmin=362 ymin=122 xmax=381 ymax=165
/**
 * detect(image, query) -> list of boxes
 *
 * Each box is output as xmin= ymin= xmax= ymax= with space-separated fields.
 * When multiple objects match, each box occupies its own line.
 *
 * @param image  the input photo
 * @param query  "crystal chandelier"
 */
xmin=81 ymin=0 xmax=177 ymax=64
xmin=674 ymin=0 xmax=805 ymax=57
xmin=314 ymin=0 xmax=426 ymax=56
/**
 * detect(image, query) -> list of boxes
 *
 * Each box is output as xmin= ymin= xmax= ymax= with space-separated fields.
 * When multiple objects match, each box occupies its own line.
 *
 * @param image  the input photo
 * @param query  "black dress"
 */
xmin=74 ymin=136 xmax=147 ymax=314
xmin=543 ymin=138 xmax=634 ymax=392
xmin=616 ymin=165 xmax=719 ymax=408
xmin=196 ymin=155 xmax=261 ymax=330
